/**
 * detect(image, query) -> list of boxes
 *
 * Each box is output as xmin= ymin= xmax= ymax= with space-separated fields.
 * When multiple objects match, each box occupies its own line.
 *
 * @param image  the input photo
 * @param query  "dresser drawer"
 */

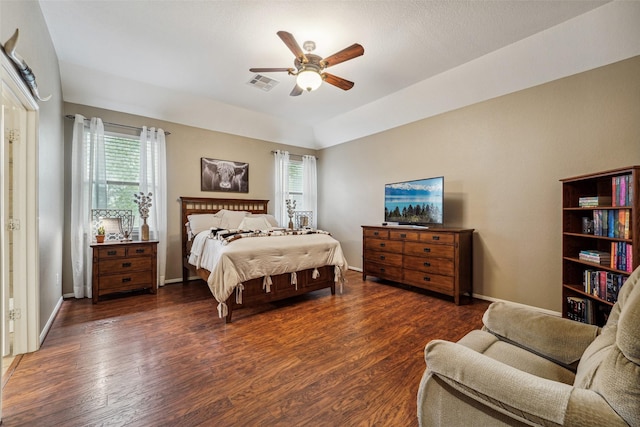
xmin=364 ymin=238 xmax=403 ymax=253
xmin=98 ymin=256 xmax=152 ymax=275
xmin=364 ymin=261 xmax=402 ymax=281
xmin=403 ymin=255 xmax=454 ymax=276
xmin=389 ymin=230 xmax=420 ymax=241
xmin=404 ymin=241 xmax=454 ymax=259
xmin=419 ymin=232 xmax=455 ymax=245
xmin=403 ymin=270 xmax=454 ymax=295
xmin=363 ymin=228 xmax=389 ymax=239
xmin=98 ymin=271 xmax=154 ymax=293
xmin=364 ymin=250 xmax=402 ymax=267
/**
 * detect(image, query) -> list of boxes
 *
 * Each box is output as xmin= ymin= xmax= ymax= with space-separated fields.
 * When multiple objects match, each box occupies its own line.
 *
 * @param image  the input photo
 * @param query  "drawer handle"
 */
xmin=380 ymin=243 xmax=386 ymax=247
xmin=380 ymin=255 xmax=386 ymax=260
xmin=423 ymin=276 xmax=431 ymax=282
xmin=135 ymin=249 xmax=145 ymax=253
xmin=380 ymin=268 xmax=386 ymax=273
xmin=423 ymin=247 xmax=431 ymax=253
xmin=423 ymin=262 xmax=431 ymax=267
xmin=107 ymin=250 xmax=117 ymax=256
xmin=122 ymin=262 xmax=132 ymax=268
xmin=400 ymin=233 xmax=406 ymax=238
xmin=122 ymin=277 xmax=131 ymax=283
xmin=432 ymin=236 xmax=440 ymax=241
xmin=373 ymin=232 xmax=379 ymax=236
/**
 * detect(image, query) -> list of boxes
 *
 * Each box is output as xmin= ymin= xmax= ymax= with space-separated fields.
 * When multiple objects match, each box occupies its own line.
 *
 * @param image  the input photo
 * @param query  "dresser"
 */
xmin=91 ymin=240 xmax=158 ymax=303
xmin=362 ymin=226 xmax=474 ymax=304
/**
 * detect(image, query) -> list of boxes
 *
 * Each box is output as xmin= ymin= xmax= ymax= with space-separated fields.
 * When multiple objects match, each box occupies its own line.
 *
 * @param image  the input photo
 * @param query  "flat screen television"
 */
xmin=384 ymin=176 xmax=444 ymax=226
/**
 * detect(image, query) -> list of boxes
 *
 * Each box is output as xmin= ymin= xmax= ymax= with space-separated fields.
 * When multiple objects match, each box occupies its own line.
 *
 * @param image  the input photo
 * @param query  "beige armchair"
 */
xmin=418 ymin=266 xmax=640 ymax=427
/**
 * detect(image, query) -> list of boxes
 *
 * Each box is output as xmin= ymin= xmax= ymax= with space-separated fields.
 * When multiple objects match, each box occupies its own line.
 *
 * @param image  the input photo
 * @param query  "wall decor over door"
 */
xmin=201 ymin=157 xmax=249 ymax=193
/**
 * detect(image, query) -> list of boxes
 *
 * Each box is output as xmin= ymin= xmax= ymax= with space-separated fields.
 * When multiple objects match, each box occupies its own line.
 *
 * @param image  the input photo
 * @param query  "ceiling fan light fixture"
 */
xmin=296 ymin=68 xmax=323 ymax=92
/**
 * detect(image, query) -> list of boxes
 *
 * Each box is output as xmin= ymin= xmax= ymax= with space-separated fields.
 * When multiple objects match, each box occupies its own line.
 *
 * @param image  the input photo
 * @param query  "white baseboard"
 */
xmin=40 ymin=296 xmax=64 ymax=345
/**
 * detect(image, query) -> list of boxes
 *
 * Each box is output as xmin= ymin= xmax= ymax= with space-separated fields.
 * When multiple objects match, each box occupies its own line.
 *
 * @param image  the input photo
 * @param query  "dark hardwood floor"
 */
xmin=1 ymin=270 xmax=490 ymax=426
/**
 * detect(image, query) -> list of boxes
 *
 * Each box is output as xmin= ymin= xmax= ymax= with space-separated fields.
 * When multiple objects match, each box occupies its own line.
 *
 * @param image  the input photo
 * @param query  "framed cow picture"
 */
xmin=201 ymin=157 xmax=249 ymax=193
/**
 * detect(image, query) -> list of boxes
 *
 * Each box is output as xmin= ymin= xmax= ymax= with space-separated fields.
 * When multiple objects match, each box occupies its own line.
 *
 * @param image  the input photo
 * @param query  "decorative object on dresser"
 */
xmin=134 ymin=192 xmax=152 ymax=241
xmin=95 ymin=225 xmax=105 ymax=243
xmin=560 ymin=165 xmax=639 ymax=326
xmin=180 ymin=197 xmax=348 ymax=323
xmin=362 ymin=226 xmax=474 ymax=305
xmin=91 ymin=209 xmax=133 ymax=241
xmin=286 ymin=199 xmax=296 ymax=229
xmin=295 ymin=210 xmax=313 ymax=229
xmin=91 ymin=240 xmax=158 ymax=303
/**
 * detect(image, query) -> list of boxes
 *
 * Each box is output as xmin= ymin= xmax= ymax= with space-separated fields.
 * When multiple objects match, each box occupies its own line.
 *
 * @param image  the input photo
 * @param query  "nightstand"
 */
xmin=91 ymin=240 xmax=158 ymax=303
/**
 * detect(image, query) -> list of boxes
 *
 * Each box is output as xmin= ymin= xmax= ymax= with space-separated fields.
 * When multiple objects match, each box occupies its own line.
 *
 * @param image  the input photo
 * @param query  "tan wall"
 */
xmin=318 ymin=56 xmax=640 ymax=313
xmin=2 ymin=1 xmax=65 ymax=332
xmin=62 ymin=103 xmax=318 ymax=294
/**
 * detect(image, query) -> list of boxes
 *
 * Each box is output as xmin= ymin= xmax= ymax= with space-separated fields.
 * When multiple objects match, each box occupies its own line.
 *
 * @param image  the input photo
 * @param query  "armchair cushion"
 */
xmin=482 ymin=302 xmax=600 ymax=368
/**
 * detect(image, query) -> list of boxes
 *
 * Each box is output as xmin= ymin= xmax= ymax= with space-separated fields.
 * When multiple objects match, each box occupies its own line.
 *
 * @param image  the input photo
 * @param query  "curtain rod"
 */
xmin=65 ymin=115 xmax=171 ymax=135
xmin=271 ymin=150 xmax=318 ymax=159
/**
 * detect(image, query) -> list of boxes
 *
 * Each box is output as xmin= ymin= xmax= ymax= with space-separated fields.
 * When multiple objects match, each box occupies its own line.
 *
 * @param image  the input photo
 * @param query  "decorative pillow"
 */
xmin=217 ymin=209 xmax=249 ymax=229
xmin=238 ymin=216 xmax=273 ymax=231
xmin=249 ymin=213 xmax=279 ymax=227
xmin=187 ymin=214 xmax=222 ymax=235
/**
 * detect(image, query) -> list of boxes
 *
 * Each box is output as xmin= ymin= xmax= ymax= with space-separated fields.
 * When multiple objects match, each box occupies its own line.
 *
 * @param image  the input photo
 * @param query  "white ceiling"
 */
xmin=38 ymin=1 xmax=640 ymax=149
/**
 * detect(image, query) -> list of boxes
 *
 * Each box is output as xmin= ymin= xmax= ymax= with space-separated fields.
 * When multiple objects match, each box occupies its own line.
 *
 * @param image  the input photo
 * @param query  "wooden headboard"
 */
xmin=179 ymin=197 xmax=269 ymax=282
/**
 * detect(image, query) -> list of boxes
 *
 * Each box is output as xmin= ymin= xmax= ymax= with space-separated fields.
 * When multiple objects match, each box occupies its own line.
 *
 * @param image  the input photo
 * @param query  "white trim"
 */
xmin=40 ymin=297 xmax=63 ymax=345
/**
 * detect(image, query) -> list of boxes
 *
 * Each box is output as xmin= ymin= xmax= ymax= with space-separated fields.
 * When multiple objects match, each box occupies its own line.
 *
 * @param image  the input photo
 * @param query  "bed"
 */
xmin=180 ymin=197 xmax=348 ymax=322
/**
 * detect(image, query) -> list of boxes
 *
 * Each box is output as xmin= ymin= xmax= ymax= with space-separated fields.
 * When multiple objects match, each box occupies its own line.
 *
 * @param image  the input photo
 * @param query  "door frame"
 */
xmin=1 ymin=52 xmax=40 ymax=357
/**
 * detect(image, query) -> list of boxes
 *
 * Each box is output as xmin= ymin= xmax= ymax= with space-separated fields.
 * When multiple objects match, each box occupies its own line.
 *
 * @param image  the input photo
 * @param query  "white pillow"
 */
xmin=249 ymin=213 xmax=279 ymax=227
xmin=218 ymin=209 xmax=249 ymax=229
xmin=187 ymin=214 xmax=223 ymax=234
xmin=238 ymin=216 xmax=273 ymax=231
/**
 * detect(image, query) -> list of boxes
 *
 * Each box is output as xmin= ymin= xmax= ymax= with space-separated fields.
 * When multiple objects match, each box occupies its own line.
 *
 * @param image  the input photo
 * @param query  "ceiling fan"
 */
xmin=249 ymin=31 xmax=364 ymax=96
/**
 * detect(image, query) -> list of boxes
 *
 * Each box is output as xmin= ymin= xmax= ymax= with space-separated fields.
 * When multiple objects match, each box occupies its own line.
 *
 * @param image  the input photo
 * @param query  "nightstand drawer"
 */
xmin=126 ymin=244 xmax=154 ymax=257
xmin=98 ymin=256 xmax=152 ymax=275
xmin=96 ymin=246 xmax=127 ymax=259
xmin=98 ymin=271 xmax=154 ymax=292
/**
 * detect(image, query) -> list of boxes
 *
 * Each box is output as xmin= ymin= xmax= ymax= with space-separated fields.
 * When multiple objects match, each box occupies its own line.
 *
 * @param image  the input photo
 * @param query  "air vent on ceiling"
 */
xmin=247 ymin=74 xmax=279 ymax=92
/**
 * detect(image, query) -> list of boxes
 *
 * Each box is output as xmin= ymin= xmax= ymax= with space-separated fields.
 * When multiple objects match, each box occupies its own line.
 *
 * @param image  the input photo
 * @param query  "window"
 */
xmin=288 ymin=158 xmax=303 ymax=208
xmin=90 ymin=131 xmax=146 ymax=228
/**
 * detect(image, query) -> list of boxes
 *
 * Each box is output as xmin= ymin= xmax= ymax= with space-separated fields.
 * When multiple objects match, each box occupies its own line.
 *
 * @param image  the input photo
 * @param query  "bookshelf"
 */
xmin=561 ymin=166 xmax=639 ymax=326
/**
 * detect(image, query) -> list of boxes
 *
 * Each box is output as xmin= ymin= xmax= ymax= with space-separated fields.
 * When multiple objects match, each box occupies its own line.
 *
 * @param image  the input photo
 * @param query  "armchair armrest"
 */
xmin=482 ymin=302 xmax=599 ymax=366
xmin=425 ymin=340 xmax=626 ymax=427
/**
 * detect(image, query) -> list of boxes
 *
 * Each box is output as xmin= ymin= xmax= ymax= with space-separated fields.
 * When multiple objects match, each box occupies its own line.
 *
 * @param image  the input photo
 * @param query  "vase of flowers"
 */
xmin=286 ymin=199 xmax=296 ymax=230
xmin=134 ymin=192 xmax=152 ymax=241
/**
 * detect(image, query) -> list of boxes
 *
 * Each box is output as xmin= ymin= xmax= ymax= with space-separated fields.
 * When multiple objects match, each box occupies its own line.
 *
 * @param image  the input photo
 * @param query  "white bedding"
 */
xmin=188 ymin=229 xmax=348 ymax=316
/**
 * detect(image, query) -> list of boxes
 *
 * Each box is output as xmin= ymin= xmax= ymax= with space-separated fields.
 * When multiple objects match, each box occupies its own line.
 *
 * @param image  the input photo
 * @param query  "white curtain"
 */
xmin=139 ymin=127 xmax=168 ymax=286
xmin=70 ymin=115 xmax=105 ymax=298
xmin=273 ymin=150 xmax=290 ymax=227
xmin=302 ymin=155 xmax=318 ymax=228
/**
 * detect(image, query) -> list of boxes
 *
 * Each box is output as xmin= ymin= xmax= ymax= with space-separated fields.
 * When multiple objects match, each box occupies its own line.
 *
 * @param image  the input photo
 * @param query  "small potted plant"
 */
xmin=96 ymin=225 xmax=106 ymax=243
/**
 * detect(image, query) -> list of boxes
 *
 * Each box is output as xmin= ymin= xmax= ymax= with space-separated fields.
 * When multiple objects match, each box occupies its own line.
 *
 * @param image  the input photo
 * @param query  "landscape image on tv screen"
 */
xmin=384 ymin=177 xmax=443 ymax=225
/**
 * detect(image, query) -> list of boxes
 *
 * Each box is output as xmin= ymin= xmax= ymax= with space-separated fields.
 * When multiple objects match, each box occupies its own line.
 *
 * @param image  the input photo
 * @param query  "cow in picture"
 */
xmin=201 ymin=158 xmax=249 ymax=193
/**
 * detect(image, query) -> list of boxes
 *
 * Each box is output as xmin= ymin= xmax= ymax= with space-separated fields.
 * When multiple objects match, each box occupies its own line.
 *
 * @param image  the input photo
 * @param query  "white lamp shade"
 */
xmin=296 ymin=69 xmax=323 ymax=92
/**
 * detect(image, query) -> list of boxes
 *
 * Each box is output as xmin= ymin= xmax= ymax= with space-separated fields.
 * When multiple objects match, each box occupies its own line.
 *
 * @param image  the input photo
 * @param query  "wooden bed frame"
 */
xmin=180 ymin=197 xmax=336 ymax=322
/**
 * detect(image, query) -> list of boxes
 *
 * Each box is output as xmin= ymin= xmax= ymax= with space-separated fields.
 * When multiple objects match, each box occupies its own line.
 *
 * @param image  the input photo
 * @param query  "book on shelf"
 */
xmin=612 ymin=175 xmax=633 ymax=207
xmin=582 ymin=269 xmax=626 ymax=303
xmin=578 ymin=196 xmax=612 ymax=207
xmin=610 ymin=242 xmax=634 ymax=272
xmin=578 ymin=250 xmax=611 ymax=265
xmin=594 ymin=209 xmax=630 ymax=238
xmin=566 ymin=296 xmax=592 ymax=324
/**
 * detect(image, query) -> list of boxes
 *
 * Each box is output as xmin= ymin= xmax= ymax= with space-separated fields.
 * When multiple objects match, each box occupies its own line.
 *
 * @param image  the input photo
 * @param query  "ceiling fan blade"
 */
xmin=277 ymin=31 xmax=307 ymax=63
xmin=323 ymin=73 xmax=355 ymax=91
xmin=290 ymin=85 xmax=303 ymax=97
xmin=321 ymin=43 xmax=364 ymax=68
xmin=249 ymin=67 xmax=292 ymax=73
